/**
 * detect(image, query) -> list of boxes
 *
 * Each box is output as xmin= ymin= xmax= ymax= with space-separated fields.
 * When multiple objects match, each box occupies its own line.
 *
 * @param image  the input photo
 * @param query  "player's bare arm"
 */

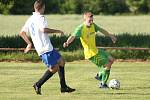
xmin=40 ymin=28 xmax=64 ymax=35
xmin=100 ymin=28 xmax=117 ymax=43
xmin=63 ymin=36 xmax=75 ymax=48
xmin=19 ymin=31 xmax=32 ymax=53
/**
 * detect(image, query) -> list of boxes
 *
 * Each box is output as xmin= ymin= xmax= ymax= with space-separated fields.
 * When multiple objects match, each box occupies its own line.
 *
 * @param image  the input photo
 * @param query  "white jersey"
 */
xmin=21 ymin=12 xmax=53 ymax=56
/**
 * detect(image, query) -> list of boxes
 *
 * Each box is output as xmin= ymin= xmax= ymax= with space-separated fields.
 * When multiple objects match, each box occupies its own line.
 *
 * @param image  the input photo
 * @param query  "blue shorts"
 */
xmin=40 ymin=49 xmax=61 ymax=68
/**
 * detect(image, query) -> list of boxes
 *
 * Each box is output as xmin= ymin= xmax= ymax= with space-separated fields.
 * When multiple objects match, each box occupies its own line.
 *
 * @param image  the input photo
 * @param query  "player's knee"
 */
xmin=62 ymin=58 xmax=65 ymax=65
xmin=109 ymin=57 xmax=114 ymax=64
xmin=48 ymin=65 xmax=59 ymax=73
xmin=59 ymin=58 xmax=65 ymax=66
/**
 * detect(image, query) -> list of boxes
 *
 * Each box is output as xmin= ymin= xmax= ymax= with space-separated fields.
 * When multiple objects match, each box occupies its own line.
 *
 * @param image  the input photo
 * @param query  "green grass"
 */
xmin=0 ymin=61 xmax=150 ymax=100
xmin=0 ymin=15 xmax=150 ymax=36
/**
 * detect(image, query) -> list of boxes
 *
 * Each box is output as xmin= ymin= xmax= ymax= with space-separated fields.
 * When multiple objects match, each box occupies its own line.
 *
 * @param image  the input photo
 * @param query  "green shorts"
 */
xmin=89 ymin=49 xmax=110 ymax=67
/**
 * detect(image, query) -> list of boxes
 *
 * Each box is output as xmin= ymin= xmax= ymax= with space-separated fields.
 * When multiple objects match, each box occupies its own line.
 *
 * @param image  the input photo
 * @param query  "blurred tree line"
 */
xmin=0 ymin=0 xmax=150 ymax=15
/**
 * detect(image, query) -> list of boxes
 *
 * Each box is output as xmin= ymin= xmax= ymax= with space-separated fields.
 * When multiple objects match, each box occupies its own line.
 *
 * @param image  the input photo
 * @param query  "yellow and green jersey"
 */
xmin=72 ymin=23 xmax=101 ymax=59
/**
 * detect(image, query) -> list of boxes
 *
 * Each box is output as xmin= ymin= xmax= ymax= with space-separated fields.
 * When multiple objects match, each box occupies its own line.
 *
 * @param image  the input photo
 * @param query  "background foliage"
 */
xmin=0 ymin=0 xmax=150 ymax=61
xmin=0 ymin=0 xmax=150 ymax=15
xmin=0 ymin=33 xmax=150 ymax=50
xmin=0 ymin=34 xmax=149 ymax=61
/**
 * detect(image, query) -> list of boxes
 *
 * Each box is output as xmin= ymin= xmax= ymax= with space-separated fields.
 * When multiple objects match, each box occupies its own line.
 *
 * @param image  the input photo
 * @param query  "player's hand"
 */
xmin=111 ymin=36 xmax=117 ymax=43
xmin=24 ymin=44 xmax=32 ymax=53
xmin=63 ymin=42 xmax=68 ymax=48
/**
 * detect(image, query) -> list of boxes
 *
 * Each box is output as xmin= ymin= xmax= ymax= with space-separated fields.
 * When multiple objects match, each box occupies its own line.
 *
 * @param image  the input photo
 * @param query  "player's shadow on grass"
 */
xmin=122 ymin=86 xmax=150 ymax=90
xmin=105 ymin=92 xmax=150 ymax=96
xmin=75 ymin=86 xmax=150 ymax=96
xmin=75 ymin=92 xmax=150 ymax=96
xmin=105 ymin=86 xmax=150 ymax=96
xmin=75 ymin=91 xmax=150 ymax=96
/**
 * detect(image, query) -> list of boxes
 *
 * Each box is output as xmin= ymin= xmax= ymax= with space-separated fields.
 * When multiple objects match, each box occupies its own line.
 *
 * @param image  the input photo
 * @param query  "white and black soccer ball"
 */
xmin=108 ymin=79 xmax=120 ymax=89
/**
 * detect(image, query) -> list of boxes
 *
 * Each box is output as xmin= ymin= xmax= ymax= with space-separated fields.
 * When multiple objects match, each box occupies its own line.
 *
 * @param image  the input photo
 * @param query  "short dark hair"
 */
xmin=34 ymin=0 xmax=45 ymax=11
xmin=83 ymin=11 xmax=93 ymax=20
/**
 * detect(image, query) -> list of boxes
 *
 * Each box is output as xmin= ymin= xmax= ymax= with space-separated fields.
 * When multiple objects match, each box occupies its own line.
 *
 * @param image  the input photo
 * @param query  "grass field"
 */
xmin=0 ymin=15 xmax=150 ymax=36
xmin=0 ymin=61 xmax=150 ymax=100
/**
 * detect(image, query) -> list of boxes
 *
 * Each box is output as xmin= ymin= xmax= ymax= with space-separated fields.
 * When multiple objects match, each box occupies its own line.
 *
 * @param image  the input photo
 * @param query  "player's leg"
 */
xmin=95 ymin=66 xmax=103 ymax=81
xmin=33 ymin=64 xmax=58 ymax=95
xmin=57 ymin=57 xmax=75 ymax=93
xmin=100 ymin=52 xmax=114 ymax=88
xmin=102 ymin=56 xmax=114 ymax=83
xmin=104 ymin=56 xmax=114 ymax=70
xmin=57 ymin=57 xmax=67 ymax=88
xmin=89 ymin=49 xmax=105 ymax=81
xmin=33 ymin=50 xmax=59 ymax=95
xmin=49 ymin=49 xmax=75 ymax=93
xmin=90 ymin=49 xmax=114 ymax=88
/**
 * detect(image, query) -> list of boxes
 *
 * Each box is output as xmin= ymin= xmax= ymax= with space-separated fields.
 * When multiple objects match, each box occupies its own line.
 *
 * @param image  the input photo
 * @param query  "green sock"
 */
xmin=98 ymin=66 xmax=104 ymax=80
xmin=101 ymin=69 xmax=110 ymax=84
xmin=98 ymin=71 xmax=102 ymax=80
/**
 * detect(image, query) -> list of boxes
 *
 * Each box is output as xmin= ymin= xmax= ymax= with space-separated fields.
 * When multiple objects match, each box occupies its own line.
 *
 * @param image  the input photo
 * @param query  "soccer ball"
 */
xmin=108 ymin=79 xmax=120 ymax=89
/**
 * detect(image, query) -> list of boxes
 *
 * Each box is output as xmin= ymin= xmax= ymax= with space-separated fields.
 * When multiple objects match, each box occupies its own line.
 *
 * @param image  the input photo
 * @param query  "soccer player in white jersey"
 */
xmin=19 ymin=0 xmax=75 ymax=95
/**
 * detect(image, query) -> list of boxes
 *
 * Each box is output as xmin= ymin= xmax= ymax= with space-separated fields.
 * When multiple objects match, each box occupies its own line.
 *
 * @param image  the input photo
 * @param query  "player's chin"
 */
xmin=87 ymin=23 xmax=92 ymax=27
xmin=89 ymin=22 xmax=93 ymax=26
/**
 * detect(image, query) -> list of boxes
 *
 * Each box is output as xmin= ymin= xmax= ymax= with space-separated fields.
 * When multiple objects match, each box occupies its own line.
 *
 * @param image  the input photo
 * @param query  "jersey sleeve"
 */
xmin=72 ymin=24 xmax=83 ymax=38
xmin=21 ymin=21 xmax=29 ymax=33
xmin=94 ymin=23 xmax=101 ymax=32
xmin=39 ymin=16 xmax=48 ymax=29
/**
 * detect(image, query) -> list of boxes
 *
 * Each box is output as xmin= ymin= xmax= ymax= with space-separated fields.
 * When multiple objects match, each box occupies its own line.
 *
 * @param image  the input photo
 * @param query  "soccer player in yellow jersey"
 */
xmin=63 ymin=11 xmax=117 ymax=88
